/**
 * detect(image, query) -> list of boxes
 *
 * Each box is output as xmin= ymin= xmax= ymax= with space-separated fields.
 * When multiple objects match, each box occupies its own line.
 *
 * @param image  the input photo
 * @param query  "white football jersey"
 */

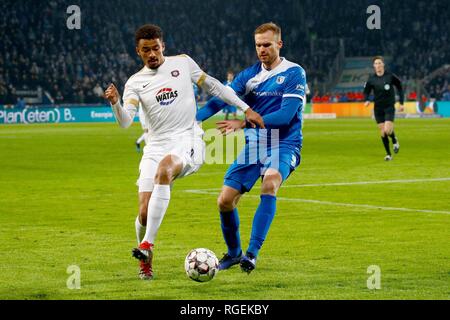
xmin=123 ymin=55 xmax=204 ymax=142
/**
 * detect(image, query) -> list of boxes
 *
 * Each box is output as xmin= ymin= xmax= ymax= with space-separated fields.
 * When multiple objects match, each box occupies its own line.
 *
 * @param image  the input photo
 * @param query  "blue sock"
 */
xmin=247 ymin=194 xmax=277 ymax=257
xmin=220 ymin=209 xmax=241 ymax=257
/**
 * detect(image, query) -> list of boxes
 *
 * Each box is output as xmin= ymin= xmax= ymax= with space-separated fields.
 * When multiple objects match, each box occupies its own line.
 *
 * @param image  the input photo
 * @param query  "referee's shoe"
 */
xmin=393 ymin=141 xmax=400 ymax=154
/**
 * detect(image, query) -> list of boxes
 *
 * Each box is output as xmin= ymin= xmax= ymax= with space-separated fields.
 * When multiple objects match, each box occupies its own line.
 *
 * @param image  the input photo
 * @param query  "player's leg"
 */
xmin=217 ymin=156 xmax=261 ymax=270
xmin=240 ymin=169 xmax=283 ymax=273
xmin=385 ymin=112 xmax=399 ymax=153
xmin=134 ymin=191 xmax=152 ymax=279
xmin=247 ymin=168 xmax=282 ymax=252
xmin=136 ymin=192 xmax=151 ymax=245
xmin=241 ymin=146 xmax=301 ymax=273
xmin=132 ymin=154 xmax=183 ymax=279
xmin=217 ymin=185 xmax=243 ymax=270
xmin=377 ymin=121 xmax=392 ymax=160
xmin=375 ymin=107 xmax=392 ymax=160
xmin=141 ymin=154 xmax=183 ymax=245
xmin=138 ymin=132 xmax=204 ymax=248
xmin=133 ymin=158 xmax=158 ymax=279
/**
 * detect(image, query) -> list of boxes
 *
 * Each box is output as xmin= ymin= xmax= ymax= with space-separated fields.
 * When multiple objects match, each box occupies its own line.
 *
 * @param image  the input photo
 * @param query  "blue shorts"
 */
xmin=224 ymin=143 xmax=301 ymax=194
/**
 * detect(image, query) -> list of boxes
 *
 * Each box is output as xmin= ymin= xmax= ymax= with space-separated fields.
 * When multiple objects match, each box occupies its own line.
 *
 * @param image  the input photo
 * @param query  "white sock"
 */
xmin=135 ymin=216 xmax=146 ymax=245
xmin=142 ymin=184 xmax=171 ymax=244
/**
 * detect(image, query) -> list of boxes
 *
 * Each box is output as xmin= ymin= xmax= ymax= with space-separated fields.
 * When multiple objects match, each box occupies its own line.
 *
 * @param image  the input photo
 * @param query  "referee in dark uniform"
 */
xmin=364 ymin=56 xmax=404 ymax=161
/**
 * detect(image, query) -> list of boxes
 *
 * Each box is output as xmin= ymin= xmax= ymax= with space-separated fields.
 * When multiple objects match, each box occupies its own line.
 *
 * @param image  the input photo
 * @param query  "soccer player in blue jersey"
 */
xmin=196 ymin=22 xmax=306 ymax=274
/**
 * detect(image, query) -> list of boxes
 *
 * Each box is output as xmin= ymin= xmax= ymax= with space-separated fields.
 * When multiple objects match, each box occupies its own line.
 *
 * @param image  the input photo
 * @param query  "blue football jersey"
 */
xmin=230 ymin=58 xmax=306 ymax=145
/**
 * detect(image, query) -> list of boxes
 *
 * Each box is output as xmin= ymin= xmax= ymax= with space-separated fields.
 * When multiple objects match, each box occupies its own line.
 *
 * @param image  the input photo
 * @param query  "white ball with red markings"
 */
xmin=184 ymin=248 xmax=219 ymax=282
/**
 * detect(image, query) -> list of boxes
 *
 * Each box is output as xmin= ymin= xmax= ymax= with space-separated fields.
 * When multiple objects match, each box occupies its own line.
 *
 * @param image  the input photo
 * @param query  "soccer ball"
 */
xmin=184 ymin=248 xmax=219 ymax=282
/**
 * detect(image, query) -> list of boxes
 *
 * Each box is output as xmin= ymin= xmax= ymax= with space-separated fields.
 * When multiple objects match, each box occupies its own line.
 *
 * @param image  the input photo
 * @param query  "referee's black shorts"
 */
xmin=374 ymin=105 xmax=395 ymax=124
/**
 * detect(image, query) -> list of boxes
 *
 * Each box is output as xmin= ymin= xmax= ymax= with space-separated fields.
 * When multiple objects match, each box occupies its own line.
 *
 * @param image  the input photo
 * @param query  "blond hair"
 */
xmin=254 ymin=22 xmax=281 ymax=39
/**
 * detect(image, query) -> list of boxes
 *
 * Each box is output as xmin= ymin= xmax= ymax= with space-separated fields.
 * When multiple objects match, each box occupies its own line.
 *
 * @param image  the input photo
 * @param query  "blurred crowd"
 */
xmin=0 ymin=0 xmax=448 ymax=105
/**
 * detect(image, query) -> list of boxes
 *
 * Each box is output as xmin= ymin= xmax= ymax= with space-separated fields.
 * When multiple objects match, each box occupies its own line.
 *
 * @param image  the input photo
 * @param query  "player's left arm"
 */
xmin=186 ymin=55 xmax=264 ymax=128
xmin=196 ymin=70 xmax=248 ymax=122
xmin=392 ymin=73 xmax=405 ymax=107
xmin=262 ymin=67 xmax=306 ymax=127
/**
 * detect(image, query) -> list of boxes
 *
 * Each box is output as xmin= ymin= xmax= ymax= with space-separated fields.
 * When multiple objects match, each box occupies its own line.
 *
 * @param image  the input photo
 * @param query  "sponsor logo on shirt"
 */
xmin=296 ymin=84 xmax=305 ymax=91
xmin=252 ymin=91 xmax=283 ymax=97
xmin=276 ymin=76 xmax=286 ymax=84
xmin=155 ymin=88 xmax=179 ymax=106
xmin=171 ymin=70 xmax=180 ymax=77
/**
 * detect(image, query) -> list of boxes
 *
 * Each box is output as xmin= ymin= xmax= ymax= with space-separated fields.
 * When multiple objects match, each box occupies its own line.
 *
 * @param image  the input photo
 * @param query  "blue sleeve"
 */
xmin=229 ymin=70 xmax=248 ymax=97
xmin=262 ymin=67 xmax=306 ymax=127
xmin=262 ymin=98 xmax=303 ymax=127
xmin=196 ymin=97 xmax=228 ymax=122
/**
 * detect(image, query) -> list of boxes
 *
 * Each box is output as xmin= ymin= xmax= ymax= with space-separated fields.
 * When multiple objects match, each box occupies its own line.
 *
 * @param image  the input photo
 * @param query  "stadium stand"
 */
xmin=0 ymin=0 xmax=448 ymax=104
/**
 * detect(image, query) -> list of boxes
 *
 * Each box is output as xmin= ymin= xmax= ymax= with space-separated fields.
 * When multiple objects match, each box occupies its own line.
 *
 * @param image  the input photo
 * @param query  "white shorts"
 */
xmin=136 ymin=133 xmax=205 ymax=192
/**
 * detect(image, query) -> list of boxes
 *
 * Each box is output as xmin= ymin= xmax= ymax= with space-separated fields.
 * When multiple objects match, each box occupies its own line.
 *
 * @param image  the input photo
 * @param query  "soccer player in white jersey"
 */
xmin=104 ymin=24 xmax=264 ymax=280
xmin=135 ymin=105 xmax=148 ymax=153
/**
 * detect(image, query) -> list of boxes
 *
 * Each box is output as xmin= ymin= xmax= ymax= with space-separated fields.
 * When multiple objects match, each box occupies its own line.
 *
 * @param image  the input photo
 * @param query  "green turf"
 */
xmin=0 ymin=118 xmax=449 ymax=300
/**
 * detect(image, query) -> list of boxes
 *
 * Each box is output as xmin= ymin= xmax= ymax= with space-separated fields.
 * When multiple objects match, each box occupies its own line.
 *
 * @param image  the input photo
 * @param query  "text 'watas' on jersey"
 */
xmin=122 ymin=55 xmax=205 ymax=142
xmin=230 ymin=58 xmax=306 ymax=146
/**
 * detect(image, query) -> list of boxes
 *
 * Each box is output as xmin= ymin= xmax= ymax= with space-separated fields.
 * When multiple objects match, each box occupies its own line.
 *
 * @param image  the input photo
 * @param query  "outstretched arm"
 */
xmin=198 ymin=75 xmax=264 ymax=128
xmin=260 ymin=66 xmax=305 ymax=127
xmin=186 ymin=55 xmax=264 ymax=128
xmin=262 ymin=97 xmax=303 ymax=127
xmin=196 ymin=97 xmax=228 ymax=122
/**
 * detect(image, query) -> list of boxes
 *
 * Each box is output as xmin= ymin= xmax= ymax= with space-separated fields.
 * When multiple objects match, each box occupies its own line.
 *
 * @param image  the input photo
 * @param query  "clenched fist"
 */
xmin=104 ymin=83 xmax=120 ymax=105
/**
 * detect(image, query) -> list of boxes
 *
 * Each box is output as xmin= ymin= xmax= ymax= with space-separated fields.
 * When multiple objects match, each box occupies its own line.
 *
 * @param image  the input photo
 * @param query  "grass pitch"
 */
xmin=0 ymin=118 xmax=449 ymax=300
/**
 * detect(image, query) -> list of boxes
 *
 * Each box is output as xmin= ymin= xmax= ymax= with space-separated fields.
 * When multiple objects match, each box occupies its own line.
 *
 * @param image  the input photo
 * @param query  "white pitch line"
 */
xmin=282 ymin=177 xmax=450 ymax=188
xmin=184 ymin=190 xmax=450 ymax=215
xmin=184 ymin=177 xmax=450 ymax=192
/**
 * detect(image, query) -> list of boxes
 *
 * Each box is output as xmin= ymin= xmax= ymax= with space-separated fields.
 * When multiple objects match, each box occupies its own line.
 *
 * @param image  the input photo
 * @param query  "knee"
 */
xmin=261 ymin=173 xmax=282 ymax=195
xmin=154 ymin=165 xmax=173 ymax=184
xmin=217 ymin=193 xmax=236 ymax=212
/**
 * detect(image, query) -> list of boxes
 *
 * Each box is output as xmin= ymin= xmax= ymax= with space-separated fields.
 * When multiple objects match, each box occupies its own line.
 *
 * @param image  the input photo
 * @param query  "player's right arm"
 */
xmin=104 ymin=83 xmax=138 ymax=128
xmin=363 ymin=77 xmax=373 ymax=107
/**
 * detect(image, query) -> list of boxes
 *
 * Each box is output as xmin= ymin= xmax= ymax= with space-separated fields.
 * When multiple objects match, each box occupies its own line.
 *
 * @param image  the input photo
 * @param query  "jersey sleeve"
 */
xmin=391 ymin=73 xmax=404 ymax=104
xmin=261 ymin=67 xmax=305 ymax=127
xmin=282 ymin=67 xmax=306 ymax=101
xmin=110 ymin=80 xmax=139 ymax=128
xmin=122 ymin=81 xmax=140 ymax=108
xmin=363 ymin=77 xmax=373 ymax=101
xmin=184 ymin=55 xmax=208 ymax=87
xmin=229 ymin=70 xmax=250 ymax=97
